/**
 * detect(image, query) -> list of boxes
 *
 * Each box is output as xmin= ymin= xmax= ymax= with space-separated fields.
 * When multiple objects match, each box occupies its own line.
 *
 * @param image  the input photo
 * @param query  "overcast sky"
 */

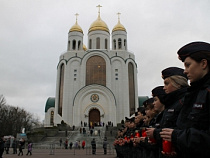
xmin=0 ymin=0 xmax=210 ymax=121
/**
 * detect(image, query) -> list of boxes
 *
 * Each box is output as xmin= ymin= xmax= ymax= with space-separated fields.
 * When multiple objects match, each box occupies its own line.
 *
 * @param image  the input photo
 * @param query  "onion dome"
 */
xmin=69 ymin=22 xmax=83 ymax=33
xmin=112 ymin=13 xmax=126 ymax=32
xmin=83 ymin=44 xmax=87 ymax=51
xmin=112 ymin=20 xmax=126 ymax=32
xmin=88 ymin=5 xmax=109 ymax=33
xmin=69 ymin=13 xmax=83 ymax=34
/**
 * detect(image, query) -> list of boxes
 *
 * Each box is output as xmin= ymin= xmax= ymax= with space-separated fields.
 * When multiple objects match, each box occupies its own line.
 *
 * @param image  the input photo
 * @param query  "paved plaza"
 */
xmin=2 ymin=148 xmax=117 ymax=158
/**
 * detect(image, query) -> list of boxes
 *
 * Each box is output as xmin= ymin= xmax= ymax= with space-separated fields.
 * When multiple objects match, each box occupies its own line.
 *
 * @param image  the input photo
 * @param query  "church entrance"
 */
xmin=89 ymin=108 xmax=100 ymax=126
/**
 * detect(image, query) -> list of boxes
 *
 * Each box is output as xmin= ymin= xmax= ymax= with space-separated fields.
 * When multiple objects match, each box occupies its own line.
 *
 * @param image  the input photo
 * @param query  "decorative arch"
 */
xmin=84 ymin=104 xmax=105 ymax=117
xmin=72 ymin=85 xmax=117 ymax=126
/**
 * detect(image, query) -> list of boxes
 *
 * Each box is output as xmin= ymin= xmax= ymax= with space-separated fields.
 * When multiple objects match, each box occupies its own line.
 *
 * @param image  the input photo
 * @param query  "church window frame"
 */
xmin=68 ymin=41 xmax=70 ymax=51
xmin=128 ymin=62 xmax=135 ymax=116
xmin=105 ymin=39 xmax=108 ymax=49
xmin=89 ymin=39 xmax=92 ymax=49
xmin=50 ymin=111 xmax=54 ymax=126
xmin=58 ymin=63 xmax=64 ymax=116
xmin=73 ymin=40 xmax=76 ymax=50
xmin=124 ymin=39 xmax=127 ymax=50
xmin=86 ymin=55 xmax=106 ymax=86
xmin=113 ymin=39 xmax=116 ymax=50
xmin=96 ymin=37 xmax=100 ymax=49
xmin=78 ymin=40 xmax=81 ymax=50
xmin=118 ymin=38 xmax=122 ymax=49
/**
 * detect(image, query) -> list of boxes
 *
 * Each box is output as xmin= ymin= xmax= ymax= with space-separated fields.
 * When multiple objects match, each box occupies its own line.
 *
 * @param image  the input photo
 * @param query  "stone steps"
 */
xmin=37 ymin=126 xmax=117 ymax=149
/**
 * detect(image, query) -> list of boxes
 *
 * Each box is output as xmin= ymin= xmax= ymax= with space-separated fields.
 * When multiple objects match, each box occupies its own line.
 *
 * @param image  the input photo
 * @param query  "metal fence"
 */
xmin=30 ymin=142 xmax=115 ymax=155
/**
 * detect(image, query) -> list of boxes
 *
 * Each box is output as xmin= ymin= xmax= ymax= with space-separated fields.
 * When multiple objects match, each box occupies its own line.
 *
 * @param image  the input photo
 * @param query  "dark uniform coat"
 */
xmin=0 ymin=137 xmax=4 ymax=158
xmin=153 ymin=87 xmax=187 ymax=157
xmin=91 ymin=139 xmax=96 ymax=154
xmin=172 ymin=73 xmax=210 ymax=158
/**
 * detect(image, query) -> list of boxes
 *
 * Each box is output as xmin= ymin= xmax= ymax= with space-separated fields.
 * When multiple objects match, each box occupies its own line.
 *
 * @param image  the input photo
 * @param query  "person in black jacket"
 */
xmin=91 ymin=138 xmax=96 ymax=154
xmin=143 ymin=86 xmax=166 ymax=158
xmin=0 ymin=136 xmax=5 ymax=158
xmin=160 ymin=41 xmax=210 ymax=158
xmin=12 ymin=137 xmax=18 ymax=154
xmin=147 ymin=67 xmax=189 ymax=158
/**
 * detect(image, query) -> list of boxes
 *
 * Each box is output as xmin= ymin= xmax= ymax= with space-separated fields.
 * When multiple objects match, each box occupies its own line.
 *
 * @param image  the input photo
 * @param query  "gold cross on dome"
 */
xmin=96 ymin=5 xmax=102 ymax=16
xmin=75 ymin=13 xmax=79 ymax=22
xmin=117 ymin=12 xmax=121 ymax=21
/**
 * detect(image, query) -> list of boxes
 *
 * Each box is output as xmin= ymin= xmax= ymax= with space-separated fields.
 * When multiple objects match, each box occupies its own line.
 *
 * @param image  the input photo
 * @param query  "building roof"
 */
xmin=45 ymin=97 xmax=55 ymax=112
xmin=138 ymin=96 xmax=149 ymax=107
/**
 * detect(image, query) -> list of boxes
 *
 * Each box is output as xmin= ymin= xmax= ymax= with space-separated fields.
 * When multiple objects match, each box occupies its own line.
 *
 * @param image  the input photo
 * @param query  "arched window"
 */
xmin=113 ymin=39 xmax=116 ymax=50
xmin=118 ymin=38 xmax=122 ymax=49
xmin=105 ymin=39 xmax=108 ymax=49
xmin=89 ymin=39 xmax=92 ymax=49
xmin=124 ymin=39 xmax=127 ymax=50
xmin=128 ymin=62 xmax=135 ymax=116
xmin=86 ymin=56 xmax=106 ymax=86
xmin=58 ymin=64 xmax=64 ymax=116
xmin=73 ymin=40 xmax=76 ymax=50
xmin=50 ymin=111 xmax=54 ymax=125
xmin=78 ymin=40 xmax=81 ymax=50
xmin=96 ymin=37 xmax=100 ymax=49
xmin=68 ymin=41 xmax=70 ymax=51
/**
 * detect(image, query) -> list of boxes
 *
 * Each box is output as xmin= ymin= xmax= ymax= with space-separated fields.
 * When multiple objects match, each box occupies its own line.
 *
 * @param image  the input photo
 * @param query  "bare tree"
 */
xmin=0 ymin=95 xmax=41 ymax=136
xmin=0 ymin=94 xmax=6 ymax=106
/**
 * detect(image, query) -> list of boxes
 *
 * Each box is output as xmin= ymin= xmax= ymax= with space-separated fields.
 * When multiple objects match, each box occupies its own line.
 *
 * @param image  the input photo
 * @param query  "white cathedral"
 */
xmin=44 ymin=6 xmax=140 ymax=127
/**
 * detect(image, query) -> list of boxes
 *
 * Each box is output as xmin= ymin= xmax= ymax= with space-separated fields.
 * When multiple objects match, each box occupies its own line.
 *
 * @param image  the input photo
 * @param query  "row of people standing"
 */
xmin=114 ymin=41 xmax=210 ymax=158
xmin=0 ymin=137 xmax=32 ymax=157
xmin=60 ymin=138 xmax=86 ymax=150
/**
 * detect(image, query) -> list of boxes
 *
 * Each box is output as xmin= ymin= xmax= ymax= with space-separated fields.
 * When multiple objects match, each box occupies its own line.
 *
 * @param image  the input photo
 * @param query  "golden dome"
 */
xmin=112 ymin=20 xmax=126 ymax=32
xmin=83 ymin=44 xmax=87 ymax=51
xmin=88 ymin=15 xmax=109 ymax=33
xmin=69 ymin=21 xmax=83 ymax=34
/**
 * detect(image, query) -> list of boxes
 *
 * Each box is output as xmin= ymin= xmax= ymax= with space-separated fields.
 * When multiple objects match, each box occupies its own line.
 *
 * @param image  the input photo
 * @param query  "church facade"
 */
xmin=44 ymin=7 xmax=139 ymax=127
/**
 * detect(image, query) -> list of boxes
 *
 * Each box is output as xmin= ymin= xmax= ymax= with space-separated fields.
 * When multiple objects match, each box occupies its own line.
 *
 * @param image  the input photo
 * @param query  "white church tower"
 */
xmin=44 ymin=6 xmax=138 ymax=127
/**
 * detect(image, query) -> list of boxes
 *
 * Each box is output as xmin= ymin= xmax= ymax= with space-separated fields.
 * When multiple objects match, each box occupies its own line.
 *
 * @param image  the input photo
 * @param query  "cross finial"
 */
xmin=96 ymin=5 xmax=102 ymax=17
xmin=117 ymin=12 xmax=121 ymax=22
xmin=75 ymin=13 xmax=79 ymax=23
